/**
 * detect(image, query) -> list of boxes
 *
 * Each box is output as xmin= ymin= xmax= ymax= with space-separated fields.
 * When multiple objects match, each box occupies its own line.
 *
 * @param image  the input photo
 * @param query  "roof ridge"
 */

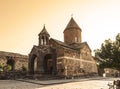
xmin=50 ymin=38 xmax=75 ymax=49
xmin=64 ymin=17 xmax=82 ymax=31
xmin=38 ymin=25 xmax=50 ymax=36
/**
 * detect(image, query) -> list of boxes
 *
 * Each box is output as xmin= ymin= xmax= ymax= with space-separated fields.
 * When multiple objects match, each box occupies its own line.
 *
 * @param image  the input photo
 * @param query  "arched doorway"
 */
xmin=44 ymin=54 xmax=54 ymax=74
xmin=7 ymin=59 xmax=15 ymax=71
xmin=28 ymin=46 xmax=57 ymax=75
xmin=29 ymin=54 xmax=37 ymax=74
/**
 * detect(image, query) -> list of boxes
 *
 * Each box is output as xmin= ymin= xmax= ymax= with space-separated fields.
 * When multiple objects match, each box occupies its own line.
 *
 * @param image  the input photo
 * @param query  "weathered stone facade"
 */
xmin=28 ymin=45 xmax=57 ymax=75
xmin=0 ymin=51 xmax=28 ymax=71
xmin=49 ymin=39 xmax=97 ymax=77
xmin=28 ymin=17 xmax=98 ymax=77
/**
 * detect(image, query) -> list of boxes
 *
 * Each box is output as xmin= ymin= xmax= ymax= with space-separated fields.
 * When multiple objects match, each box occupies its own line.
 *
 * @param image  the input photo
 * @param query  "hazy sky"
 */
xmin=0 ymin=0 xmax=120 ymax=55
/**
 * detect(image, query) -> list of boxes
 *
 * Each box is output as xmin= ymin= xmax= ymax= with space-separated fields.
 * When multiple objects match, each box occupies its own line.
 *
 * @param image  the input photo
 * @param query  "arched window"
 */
xmin=41 ymin=36 xmax=44 ymax=45
xmin=41 ymin=39 xmax=43 ymax=45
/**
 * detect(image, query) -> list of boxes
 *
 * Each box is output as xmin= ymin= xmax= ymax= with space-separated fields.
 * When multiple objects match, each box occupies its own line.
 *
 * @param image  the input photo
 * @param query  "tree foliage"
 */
xmin=94 ymin=33 xmax=120 ymax=71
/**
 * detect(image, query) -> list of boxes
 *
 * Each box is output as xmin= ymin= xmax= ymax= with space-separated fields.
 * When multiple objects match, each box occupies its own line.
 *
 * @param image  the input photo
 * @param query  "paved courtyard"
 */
xmin=0 ymin=77 xmax=119 ymax=89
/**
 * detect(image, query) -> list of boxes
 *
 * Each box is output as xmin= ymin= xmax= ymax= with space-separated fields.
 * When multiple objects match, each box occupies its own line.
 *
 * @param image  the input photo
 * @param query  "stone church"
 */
xmin=28 ymin=17 xmax=98 ymax=77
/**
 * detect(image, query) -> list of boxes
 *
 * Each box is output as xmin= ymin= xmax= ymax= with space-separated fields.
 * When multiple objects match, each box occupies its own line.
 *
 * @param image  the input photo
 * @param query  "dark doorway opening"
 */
xmin=30 ymin=54 xmax=37 ymax=74
xmin=7 ymin=59 xmax=15 ymax=71
xmin=44 ymin=54 xmax=53 ymax=74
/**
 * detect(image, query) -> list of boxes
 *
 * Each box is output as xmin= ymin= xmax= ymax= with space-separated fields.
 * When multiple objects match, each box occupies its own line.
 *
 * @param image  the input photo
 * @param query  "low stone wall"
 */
xmin=57 ymin=57 xmax=98 ymax=78
xmin=0 ymin=71 xmax=27 ymax=79
xmin=0 ymin=51 xmax=28 ymax=71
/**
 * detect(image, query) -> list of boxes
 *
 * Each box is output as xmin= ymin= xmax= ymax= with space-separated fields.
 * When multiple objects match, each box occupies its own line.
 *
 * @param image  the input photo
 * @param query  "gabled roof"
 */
xmin=78 ymin=42 xmax=92 ymax=52
xmin=64 ymin=17 xmax=82 ymax=32
xmin=50 ymin=38 xmax=91 ymax=52
xmin=50 ymin=38 xmax=75 ymax=50
xmin=38 ymin=25 xmax=50 ymax=37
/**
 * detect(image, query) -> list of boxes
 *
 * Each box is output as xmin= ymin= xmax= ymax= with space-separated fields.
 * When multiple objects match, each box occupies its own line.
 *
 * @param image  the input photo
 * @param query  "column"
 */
xmin=46 ymin=37 xmax=49 ymax=45
xmin=28 ymin=54 xmax=34 ymax=74
xmin=52 ymin=48 xmax=57 ymax=75
xmin=39 ymin=35 xmax=41 ymax=46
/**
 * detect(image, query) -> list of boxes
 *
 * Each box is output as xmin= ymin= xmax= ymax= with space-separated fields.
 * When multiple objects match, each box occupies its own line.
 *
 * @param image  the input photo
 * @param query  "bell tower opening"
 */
xmin=38 ymin=25 xmax=50 ymax=46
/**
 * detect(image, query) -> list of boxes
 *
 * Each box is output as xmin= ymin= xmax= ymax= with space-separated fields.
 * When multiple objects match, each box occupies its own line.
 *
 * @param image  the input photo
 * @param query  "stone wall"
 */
xmin=14 ymin=57 xmax=28 ymax=70
xmin=0 ymin=57 xmax=7 ymax=67
xmin=64 ymin=28 xmax=81 ymax=44
xmin=104 ymin=68 xmax=120 ymax=77
xmin=57 ymin=56 xmax=97 ymax=77
xmin=56 ymin=45 xmax=98 ymax=77
xmin=64 ymin=48 xmax=79 ymax=58
xmin=49 ymin=40 xmax=64 ymax=57
xmin=0 ymin=51 xmax=28 ymax=71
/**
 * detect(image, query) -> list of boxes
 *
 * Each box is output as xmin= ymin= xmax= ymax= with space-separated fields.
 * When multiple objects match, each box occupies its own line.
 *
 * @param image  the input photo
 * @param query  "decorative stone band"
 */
xmin=57 ymin=56 xmax=95 ymax=64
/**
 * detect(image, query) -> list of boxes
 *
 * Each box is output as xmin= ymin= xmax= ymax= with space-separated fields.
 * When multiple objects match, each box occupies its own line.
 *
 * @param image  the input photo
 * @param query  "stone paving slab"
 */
xmin=17 ymin=77 xmax=106 ymax=85
xmin=0 ymin=80 xmax=43 ymax=89
xmin=0 ymin=77 xmax=119 ymax=89
xmin=36 ymin=80 xmax=110 ymax=89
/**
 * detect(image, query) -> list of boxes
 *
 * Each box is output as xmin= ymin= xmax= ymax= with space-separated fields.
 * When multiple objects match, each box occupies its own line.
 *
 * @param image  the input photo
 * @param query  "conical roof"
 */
xmin=64 ymin=17 xmax=82 ymax=31
xmin=38 ymin=25 xmax=50 ymax=37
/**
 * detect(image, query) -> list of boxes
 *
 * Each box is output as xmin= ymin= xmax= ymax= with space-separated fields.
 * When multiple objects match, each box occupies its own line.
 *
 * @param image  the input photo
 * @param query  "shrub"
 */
xmin=22 ymin=65 xmax=27 ymax=71
xmin=3 ymin=64 xmax=12 ymax=71
xmin=0 ymin=64 xmax=3 ymax=72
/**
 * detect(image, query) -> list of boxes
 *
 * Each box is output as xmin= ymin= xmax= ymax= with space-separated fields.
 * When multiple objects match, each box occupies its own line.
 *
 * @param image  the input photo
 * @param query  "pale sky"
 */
xmin=0 ymin=0 xmax=120 ymax=55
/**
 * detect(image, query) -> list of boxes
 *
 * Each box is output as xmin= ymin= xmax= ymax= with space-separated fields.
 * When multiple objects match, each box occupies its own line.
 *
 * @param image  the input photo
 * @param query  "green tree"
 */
xmin=94 ymin=33 xmax=120 ymax=71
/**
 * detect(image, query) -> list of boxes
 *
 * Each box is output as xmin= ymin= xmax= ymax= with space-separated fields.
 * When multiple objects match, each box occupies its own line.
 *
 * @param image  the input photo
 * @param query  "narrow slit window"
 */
xmin=75 ymin=37 xmax=78 ymax=42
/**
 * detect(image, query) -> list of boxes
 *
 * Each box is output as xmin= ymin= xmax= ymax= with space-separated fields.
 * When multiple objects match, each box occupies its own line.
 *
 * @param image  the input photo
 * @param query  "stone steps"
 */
xmin=26 ymin=74 xmax=63 ymax=80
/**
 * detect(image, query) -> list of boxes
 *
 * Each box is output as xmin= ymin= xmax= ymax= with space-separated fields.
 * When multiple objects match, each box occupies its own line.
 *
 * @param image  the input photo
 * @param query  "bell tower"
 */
xmin=63 ymin=17 xmax=82 ymax=45
xmin=38 ymin=25 xmax=50 ymax=46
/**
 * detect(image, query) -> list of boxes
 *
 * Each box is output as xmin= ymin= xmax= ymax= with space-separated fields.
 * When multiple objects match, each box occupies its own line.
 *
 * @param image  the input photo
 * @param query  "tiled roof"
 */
xmin=64 ymin=17 xmax=82 ymax=31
